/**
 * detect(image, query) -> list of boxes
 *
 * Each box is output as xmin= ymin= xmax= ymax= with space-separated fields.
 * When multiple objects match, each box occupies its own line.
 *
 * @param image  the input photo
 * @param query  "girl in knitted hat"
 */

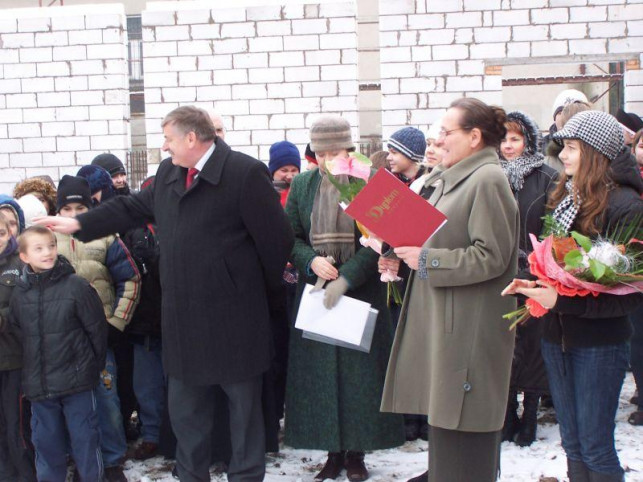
xmin=284 ymin=115 xmax=404 ymax=482
xmin=505 ymin=110 xmax=643 ymax=482
xmin=498 ymin=111 xmax=558 ymax=448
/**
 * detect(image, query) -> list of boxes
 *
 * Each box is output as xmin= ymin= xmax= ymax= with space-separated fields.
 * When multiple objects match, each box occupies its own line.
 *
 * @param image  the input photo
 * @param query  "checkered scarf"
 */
xmin=551 ymin=180 xmax=581 ymax=232
xmin=500 ymin=152 xmax=545 ymax=193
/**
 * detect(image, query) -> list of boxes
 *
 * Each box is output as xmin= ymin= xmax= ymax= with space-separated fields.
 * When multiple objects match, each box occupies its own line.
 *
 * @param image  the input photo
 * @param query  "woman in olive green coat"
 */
xmin=284 ymin=115 xmax=404 ymax=482
xmin=382 ymin=98 xmax=519 ymax=482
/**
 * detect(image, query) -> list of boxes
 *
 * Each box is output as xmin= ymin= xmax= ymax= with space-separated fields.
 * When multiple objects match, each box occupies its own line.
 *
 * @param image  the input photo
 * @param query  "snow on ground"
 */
xmin=124 ymin=373 xmax=642 ymax=482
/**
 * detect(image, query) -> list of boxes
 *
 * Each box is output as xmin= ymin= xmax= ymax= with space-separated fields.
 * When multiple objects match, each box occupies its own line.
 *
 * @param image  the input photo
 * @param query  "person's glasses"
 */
xmin=438 ymin=128 xmax=464 ymax=139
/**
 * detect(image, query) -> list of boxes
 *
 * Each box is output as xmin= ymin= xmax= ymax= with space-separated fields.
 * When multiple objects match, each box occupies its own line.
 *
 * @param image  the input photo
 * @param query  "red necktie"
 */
xmin=185 ymin=168 xmax=199 ymax=189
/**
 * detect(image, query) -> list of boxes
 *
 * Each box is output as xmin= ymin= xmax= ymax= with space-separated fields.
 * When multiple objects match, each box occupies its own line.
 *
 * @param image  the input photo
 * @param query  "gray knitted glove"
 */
xmin=323 ymin=276 xmax=349 ymax=309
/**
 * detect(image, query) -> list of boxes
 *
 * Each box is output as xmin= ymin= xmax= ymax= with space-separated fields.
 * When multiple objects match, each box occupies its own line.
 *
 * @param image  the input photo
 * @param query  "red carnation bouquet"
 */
xmin=504 ymin=217 xmax=643 ymax=330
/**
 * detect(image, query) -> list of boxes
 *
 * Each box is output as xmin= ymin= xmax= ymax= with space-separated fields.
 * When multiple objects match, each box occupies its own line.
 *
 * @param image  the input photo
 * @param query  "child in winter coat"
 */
xmin=10 ymin=225 xmax=107 ymax=482
xmin=55 ymin=175 xmax=140 ymax=482
xmin=0 ymin=211 xmax=36 ymax=481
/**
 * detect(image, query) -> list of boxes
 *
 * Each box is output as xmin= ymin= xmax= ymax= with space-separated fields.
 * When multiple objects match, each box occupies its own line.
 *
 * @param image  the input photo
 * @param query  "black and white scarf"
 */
xmin=499 ymin=152 xmax=545 ymax=193
xmin=551 ymin=180 xmax=581 ymax=232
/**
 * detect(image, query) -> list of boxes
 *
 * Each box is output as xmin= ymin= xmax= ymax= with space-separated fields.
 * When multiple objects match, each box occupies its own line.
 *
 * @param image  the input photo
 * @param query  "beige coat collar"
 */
xmin=423 ymin=146 xmax=499 ymax=195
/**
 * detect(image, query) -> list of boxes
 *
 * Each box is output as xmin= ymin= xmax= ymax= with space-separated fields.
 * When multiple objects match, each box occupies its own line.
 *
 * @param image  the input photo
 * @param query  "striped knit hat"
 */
xmin=387 ymin=127 xmax=426 ymax=162
xmin=309 ymin=115 xmax=354 ymax=153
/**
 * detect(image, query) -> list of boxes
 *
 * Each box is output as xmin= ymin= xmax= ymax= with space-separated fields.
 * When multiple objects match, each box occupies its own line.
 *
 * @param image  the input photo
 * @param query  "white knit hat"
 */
xmin=552 ymin=89 xmax=588 ymax=120
xmin=17 ymin=194 xmax=47 ymax=228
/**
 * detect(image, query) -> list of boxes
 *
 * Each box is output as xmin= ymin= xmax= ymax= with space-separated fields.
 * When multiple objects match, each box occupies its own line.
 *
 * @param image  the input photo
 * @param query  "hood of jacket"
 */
xmin=0 ymin=195 xmax=25 ymax=234
xmin=610 ymin=146 xmax=643 ymax=195
xmin=506 ymin=110 xmax=542 ymax=156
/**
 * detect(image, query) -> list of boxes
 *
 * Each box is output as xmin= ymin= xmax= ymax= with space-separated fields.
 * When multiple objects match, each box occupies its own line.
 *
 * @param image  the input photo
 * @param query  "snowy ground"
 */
xmin=123 ymin=373 xmax=642 ymax=482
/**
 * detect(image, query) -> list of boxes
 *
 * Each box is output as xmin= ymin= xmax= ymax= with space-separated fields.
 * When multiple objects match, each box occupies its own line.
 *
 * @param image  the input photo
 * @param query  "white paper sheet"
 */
xmin=294 ymin=283 xmax=375 ymax=346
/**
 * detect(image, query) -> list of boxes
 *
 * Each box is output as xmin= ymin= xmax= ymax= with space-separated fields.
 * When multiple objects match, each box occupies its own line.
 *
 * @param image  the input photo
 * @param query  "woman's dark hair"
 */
xmin=450 ymin=98 xmax=507 ymax=148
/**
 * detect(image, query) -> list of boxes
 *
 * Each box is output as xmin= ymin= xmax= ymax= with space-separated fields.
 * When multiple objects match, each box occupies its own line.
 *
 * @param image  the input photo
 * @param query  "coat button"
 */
xmin=430 ymin=259 xmax=440 ymax=268
xmin=463 ymin=382 xmax=472 ymax=392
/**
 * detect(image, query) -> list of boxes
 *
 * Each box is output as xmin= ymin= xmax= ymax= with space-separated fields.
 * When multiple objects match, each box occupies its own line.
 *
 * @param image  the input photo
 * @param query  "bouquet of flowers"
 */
xmin=324 ymin=153 xmax=403 ymax=305
xmin=504 ymin=216 xmax=643 ymax=330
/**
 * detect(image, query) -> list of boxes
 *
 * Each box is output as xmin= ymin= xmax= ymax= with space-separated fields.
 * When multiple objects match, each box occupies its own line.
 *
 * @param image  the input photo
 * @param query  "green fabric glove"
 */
xmin=323 ymin=276 xmax=349 ymax=309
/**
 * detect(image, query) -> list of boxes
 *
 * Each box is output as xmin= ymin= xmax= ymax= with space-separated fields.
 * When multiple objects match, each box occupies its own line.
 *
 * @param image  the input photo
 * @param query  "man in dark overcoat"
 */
xmin=36 ymin=106 xmax=294 ymax=482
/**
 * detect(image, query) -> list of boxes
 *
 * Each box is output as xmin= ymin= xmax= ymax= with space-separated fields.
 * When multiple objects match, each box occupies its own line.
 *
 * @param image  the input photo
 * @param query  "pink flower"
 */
xmin=326 ymin=154 xmax=371 ymax=181
xmin=359 ymin=235 xmax=383 ymax=255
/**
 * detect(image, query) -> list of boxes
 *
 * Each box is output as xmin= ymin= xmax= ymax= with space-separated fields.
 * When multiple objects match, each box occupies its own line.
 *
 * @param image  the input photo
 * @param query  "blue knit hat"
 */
xmin=77 ymin=165 xmax=116 ymax=203
xmin=0 ymin=194 xmax=25 ymax=234
xmin=269 ymin=141 xmax=301 ymax=176
xmin=387 ymin=127 xmax=426 ymax=162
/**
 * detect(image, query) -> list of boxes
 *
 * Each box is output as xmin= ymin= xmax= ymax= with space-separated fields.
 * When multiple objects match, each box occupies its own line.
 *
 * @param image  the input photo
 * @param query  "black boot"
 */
xmin=515 ymin=393 xmax=539 ymax=447
xmin=404 ymin=414 xmax=421 ymax=441
xmin=345 ymin=451 xmax=369 ymax=482
xmin=314 ymin=452 xmax=345 ymax=481
xmin=407 ymin=471 xmax=428 ymax=482
xmin=501 ymin=390 xmax=520 ymax=442
xmin=588 ymin=469 xmax=625 ymax=482
xmin=567 ymin=459 xmax=590 ymax=482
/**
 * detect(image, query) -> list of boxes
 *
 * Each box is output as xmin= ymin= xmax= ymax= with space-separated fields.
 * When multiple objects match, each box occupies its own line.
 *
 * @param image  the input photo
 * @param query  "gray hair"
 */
xmin=161 ymin=106 xmax=216 ymax=143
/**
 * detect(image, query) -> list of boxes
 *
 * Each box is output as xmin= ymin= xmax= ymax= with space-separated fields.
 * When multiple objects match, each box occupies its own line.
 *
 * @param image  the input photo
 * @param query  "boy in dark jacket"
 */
xmin=0 ymin=212 xmax=36 ymax=482
xmin=10 ymin=226 xmax=107 ymax=482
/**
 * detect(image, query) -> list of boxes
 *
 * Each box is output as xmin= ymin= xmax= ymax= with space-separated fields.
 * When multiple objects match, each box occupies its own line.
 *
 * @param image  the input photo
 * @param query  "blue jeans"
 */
xmin=133 ymin=337 xmax=165 ymax=443
xmin=31 ymin=390 xmax=102 ymax=482
xmin=542 ymin=340 xmax=627 ymax=476
xmin=97 ymin=348 xmax=127 ymax=468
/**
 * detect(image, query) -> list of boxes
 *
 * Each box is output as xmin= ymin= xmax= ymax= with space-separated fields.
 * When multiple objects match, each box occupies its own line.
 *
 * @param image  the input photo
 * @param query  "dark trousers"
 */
xmin=168 ymin=375 xmax=265 ymax=482
xmin=0 ymin=369 xmax=36 ymax=482
xmin=31 ymin=390 xmax=102 ymax=482
xmin=428 ymin=426 xmax=501 ymax=482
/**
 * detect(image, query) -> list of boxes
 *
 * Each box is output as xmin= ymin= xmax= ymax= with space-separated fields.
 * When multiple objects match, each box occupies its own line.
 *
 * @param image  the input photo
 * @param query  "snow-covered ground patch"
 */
xmin=123 ymin=373 xmax=642 ymax=481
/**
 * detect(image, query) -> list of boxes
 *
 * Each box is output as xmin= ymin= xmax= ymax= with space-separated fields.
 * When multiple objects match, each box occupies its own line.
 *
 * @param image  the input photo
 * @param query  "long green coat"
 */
xmin=381 ymin=147 xmax=519 ymax=432
xmin=284 ymin=169 xmax=404 ymax=451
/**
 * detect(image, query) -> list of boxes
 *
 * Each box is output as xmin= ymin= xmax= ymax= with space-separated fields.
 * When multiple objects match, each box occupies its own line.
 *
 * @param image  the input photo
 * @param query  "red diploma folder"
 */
xmin=343 ymin=168 xmax=447 ymax=248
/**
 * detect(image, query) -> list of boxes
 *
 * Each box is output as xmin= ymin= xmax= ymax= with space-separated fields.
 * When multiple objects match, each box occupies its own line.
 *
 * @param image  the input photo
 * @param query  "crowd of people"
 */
xmin=0 ymin=91 xmax=641 ymax=482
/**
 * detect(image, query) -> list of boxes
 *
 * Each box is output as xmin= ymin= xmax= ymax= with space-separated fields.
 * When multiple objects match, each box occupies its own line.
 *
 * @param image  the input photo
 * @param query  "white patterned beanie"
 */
xmin=552 ymin=110 xmax=624 ymax=162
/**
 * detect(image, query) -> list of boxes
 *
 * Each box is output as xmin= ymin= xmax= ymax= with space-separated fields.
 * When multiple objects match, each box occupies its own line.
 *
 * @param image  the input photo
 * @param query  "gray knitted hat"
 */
xmin=309 ymin=115 xmax=354 ymax=152
xmin=552 ymin=110 xmax=624 ymax=162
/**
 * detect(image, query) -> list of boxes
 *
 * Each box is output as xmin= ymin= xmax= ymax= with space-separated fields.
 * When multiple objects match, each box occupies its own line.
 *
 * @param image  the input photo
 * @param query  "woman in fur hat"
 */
xmin=284 ymin=115 xmax=404 ymax=482
xmin=498 ymin=111 xmax=558 ymax=447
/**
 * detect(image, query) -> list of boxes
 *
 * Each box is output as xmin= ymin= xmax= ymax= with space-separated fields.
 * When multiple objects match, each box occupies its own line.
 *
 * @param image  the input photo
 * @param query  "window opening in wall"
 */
xmin=501 ymin=61 xmax=624 ymax=136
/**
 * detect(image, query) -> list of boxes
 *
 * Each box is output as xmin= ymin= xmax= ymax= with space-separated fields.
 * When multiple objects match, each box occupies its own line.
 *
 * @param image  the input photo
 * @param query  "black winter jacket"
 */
xmin=9 ymin=256 xmax=107 ymax=401
xmin=0 ymin=252 xmax=23 ymax=371
xmin=544 ymin=147 xmax=643 ymax=348
xmin=515 ymin=165 xmax=558 ymax=267
xmin=123 ymin=224 xmax=162 ymax=338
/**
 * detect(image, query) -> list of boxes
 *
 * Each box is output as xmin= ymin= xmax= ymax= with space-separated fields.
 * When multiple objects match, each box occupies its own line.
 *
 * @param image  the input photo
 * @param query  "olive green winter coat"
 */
xmin=284 ymin=169 xmax=404 ymax=451
xmin=381 ymin=147 xmax=519 ymax=433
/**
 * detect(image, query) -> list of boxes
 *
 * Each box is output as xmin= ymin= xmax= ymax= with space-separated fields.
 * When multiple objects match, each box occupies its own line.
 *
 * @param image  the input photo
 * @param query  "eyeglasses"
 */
xmin=438 ymin=128 xmax=464 ymax=139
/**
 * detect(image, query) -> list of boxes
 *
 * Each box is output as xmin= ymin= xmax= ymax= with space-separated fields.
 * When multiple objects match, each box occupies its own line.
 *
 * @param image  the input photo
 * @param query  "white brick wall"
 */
xmin=142 ymin=2 xmax=358 ymax=166
xmin=380 ymin=0 xmax=643 ymax=135
xmin=0 ymin=4 xmax=130 ymax=193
